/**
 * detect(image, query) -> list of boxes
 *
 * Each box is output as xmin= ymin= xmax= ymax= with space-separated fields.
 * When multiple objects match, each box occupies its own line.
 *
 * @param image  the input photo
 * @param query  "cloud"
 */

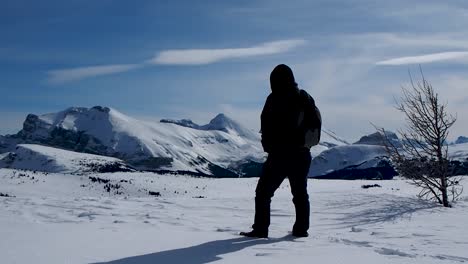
xmin=342 ymin=33 xmax=468 ymax=50
xmin=376 ymin=51 xmax=468 ymax=65
xmin=46 ymin=39 xmax=305 ymax=83
xmin=148 ymin=39 xmax=306 ymax=65
xmin=47 ymin=64 xmax=142 ymax=84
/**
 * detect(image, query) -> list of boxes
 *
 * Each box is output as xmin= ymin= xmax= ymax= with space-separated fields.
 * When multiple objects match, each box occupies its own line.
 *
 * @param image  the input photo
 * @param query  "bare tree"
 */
xmin=378 ymin=69 xmax=462 ymax=207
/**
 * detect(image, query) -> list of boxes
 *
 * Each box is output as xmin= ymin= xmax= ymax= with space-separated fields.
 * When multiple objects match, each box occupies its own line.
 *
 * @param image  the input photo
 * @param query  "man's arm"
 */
xmin=260 ymin=94 xmax=274 ymax=153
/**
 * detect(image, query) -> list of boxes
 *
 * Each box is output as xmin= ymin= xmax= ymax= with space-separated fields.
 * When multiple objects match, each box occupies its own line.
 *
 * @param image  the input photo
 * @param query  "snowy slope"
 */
xmin=309 ymin=132 xmax=468 ymax=179
xmin=0 ymin=144 xmax=132 ymax=174
xmin=201 ymin=113 xmax=260 ymax=141
xmin=1 ymin=168 xmax=467 ymax=264
xmin=160 ymin=114 xmax=259 ymax=141
xmin=309 ymin=144 xmax=389 ymax=178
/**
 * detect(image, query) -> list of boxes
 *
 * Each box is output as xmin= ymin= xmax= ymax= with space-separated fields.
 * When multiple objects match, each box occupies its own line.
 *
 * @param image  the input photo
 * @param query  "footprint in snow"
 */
xmin=374 ymin=247 xmax=416 ymax=258
xmin=432 ymin=254 xmax=468 ymax=262
xmin=215 ymin=227 xmax=235 ymax=232
xmin=77 ymin=212 xmax=99 ymax=220
xmin=350 ymin=226 xmax=365 ymax=232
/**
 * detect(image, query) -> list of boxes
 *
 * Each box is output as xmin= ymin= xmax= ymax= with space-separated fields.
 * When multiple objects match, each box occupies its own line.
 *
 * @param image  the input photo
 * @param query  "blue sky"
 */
xmin=1 ymin=0 xmax=468 ymax=141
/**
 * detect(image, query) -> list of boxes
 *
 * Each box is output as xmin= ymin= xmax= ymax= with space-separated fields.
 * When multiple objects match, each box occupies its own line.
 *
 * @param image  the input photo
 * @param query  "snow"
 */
xmin=1 ymin=168 xmax=467 ymax=264
xmin=309 ymin=144 xmax=388 ymax=177
xmin=0 ymin=144 xmax=130 ymax=173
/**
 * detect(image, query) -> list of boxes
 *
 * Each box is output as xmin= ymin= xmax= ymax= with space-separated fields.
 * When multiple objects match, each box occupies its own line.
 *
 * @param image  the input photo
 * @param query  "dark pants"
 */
xmin=252 ymin=150 xmax=311 ymax=233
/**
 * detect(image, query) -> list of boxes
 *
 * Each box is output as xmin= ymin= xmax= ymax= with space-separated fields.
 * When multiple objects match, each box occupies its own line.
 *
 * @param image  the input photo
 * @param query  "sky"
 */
xmin=1 ymin=0 xmax=468 ymax=142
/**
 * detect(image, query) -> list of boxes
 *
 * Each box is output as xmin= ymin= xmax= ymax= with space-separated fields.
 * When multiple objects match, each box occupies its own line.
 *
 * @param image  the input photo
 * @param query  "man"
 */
xmin=241 ymin=64 xmax=319 ymax=238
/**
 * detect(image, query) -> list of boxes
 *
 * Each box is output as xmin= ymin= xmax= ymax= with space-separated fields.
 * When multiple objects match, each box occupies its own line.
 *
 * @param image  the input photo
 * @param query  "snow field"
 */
xmin=1 ymin=169 xmax=467 ymax=264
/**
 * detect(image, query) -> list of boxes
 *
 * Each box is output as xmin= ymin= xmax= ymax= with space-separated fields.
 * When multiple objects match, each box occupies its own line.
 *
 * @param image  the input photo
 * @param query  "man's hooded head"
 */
xmin=270 ymin=64 xmax=297 ymax=93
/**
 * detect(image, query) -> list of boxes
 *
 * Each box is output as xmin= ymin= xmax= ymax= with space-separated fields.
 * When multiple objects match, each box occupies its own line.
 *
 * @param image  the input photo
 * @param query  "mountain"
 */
xmin=1 ymin=106 xmax=408 ymax=179
xmin=201 ymin=113 xmax=261 ymax=141
xmin=3 ymin=106 xmax=265 ymax=176
xmin=161 ymin=113 xmax=259 ymax=141
xmin=2 ymin=106 xmax=354 ymax=176
xmin=354 ymin=131 xmax=401 ymax=147
xmin=455 ymin=136 xmax=468 ymax=145
xmin=0 ymin=134 xmax=21 ymax=153
xmin=0 ymin=144 xmax=133 ymax=174
xmin=308 ymin=144 xmax=396 ymax=180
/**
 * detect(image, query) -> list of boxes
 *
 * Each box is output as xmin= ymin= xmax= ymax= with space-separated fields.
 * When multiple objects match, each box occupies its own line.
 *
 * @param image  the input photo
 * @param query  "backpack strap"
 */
xmin=297 ymin=89 xmax=321 ymax=148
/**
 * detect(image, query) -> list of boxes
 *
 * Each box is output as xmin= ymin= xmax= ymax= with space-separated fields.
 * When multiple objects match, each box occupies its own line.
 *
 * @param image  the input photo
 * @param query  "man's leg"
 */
xmin=288 ymin=151 xmax=312 ymax=236
xmin=245 ymin=154 xmax=285 ymax=237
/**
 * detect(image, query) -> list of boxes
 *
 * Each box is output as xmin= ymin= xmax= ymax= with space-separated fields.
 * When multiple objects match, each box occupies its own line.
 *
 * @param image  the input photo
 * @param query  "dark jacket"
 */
xmin=261 ymin=64 xmax=317 ymax=153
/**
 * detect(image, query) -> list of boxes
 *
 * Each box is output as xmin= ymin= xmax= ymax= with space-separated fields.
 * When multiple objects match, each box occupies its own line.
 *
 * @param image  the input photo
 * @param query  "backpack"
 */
xmin=297 ymin=90 xmax=322 ymax=148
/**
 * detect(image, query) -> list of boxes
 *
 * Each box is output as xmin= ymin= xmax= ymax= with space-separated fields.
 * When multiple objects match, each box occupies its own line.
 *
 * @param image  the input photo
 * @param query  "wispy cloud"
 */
xmin=376 ymin=51 xmax=468 ymax=65
xmin=46 ymin=39 xmax=305 ymax=83
xmin=343 ymin=33 xmax=468 ymax=50
xmin=149 ymin=39 xmax=306 ymax=65
xmin=47 ymin=64 xmax=141 ymax=84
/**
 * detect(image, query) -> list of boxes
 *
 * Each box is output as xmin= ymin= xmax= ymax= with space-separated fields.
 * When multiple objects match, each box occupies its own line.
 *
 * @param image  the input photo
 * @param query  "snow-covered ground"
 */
xmin=1 ymin=169 xmax=467 ymax=264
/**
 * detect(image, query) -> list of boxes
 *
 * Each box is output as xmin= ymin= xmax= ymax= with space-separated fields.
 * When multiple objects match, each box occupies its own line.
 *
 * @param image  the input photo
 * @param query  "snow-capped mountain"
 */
xmin=308 ymin=144 xmax=396 ymax=179
xmin=5 ymin=106 xmax=265 ymax=176
xmin=7 ymin=106 xmax=467 ymax=179
xmin=306 ymin=130 xmax=400 ymax=179
xmin=1 ymin=106 xmax=356 ymax=177
xmin=160 ymin=113 xmax=259 ymax=141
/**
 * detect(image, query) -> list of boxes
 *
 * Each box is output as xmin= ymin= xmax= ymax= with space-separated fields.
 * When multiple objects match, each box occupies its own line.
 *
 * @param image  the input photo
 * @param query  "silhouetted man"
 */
xmin=241 ymin=64 xmax=321 ymax=238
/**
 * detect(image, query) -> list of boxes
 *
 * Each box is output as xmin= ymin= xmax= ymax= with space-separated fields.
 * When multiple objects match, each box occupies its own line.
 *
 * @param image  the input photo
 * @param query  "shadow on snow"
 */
xmin=320 ymin=194 xmax=440 ymax=228
xmin=91 ymin=235 xmax=294 ymax=264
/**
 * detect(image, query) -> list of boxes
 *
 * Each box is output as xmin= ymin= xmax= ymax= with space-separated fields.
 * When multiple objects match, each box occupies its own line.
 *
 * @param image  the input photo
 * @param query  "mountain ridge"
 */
xmin=1 ymin=106 xmax=265 ymax=177
xmin=3 ymin=105 xmax=465 ymax=178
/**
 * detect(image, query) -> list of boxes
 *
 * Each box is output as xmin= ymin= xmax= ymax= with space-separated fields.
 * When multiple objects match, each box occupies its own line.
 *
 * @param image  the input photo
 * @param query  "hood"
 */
xmin=270 ymin=64 xmax=298 ymax=94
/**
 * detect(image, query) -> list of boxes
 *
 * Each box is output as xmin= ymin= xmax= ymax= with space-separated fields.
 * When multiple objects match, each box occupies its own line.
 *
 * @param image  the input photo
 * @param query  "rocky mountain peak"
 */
xmin=354 ymin=131 xmax=400 ymax=147
xmin=455 ymin=136 xmax=468 ymax=145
